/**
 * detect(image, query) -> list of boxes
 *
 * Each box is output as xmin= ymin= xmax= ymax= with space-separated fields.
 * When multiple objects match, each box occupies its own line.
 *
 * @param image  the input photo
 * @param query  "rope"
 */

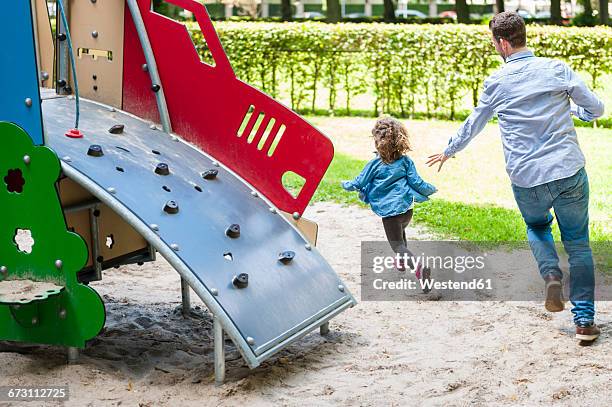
xmin=57 ymin=0 xmax=80 ymax=129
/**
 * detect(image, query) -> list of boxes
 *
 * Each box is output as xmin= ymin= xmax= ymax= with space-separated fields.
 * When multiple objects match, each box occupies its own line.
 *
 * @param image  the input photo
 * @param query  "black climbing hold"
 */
xmin=57 ymin=33 xmax=67 ymax=41
xmin=155 ymin=163 xmax=170 ymax=176
xmin=151 ymin=84 xmax=160 ymax=92
xmin=93 ymin=85 xmax=98 ymax=91
xmin=232 ymin=273 xmax=249 ymax=289
xmin=57 ymin=79 xmax=67 ymax=87
xmin=93 ymin=74 xmax=97 ymax=80
xmin=87 ymin=145 xmax=104 ymax=157
xmin=225 ymin=224 xmax=240 ymax=238
xmin=201 ymin=169 xmax=218 ymax=180
xmin=63 ymin=85 xmax=72 ymax=94
xmin=164 ymin=200 xmax=179 ymax=214
xmin=278 ymin=251 xmax=296 ymax=264
xmin=109 ymin=124 xmax=124 ymax=134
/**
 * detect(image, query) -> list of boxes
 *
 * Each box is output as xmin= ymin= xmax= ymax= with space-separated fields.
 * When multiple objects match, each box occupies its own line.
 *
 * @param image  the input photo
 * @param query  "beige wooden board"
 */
xmin=0 ymin=279 xmax=63 ymax=305
xmin=58 ymin=178 xmax=148 ymax=268
xmin=34 ymin=0 xmax=55 ymax=88
xmin=69 ymin=0 xmax=125 ymax=107
xmin=282 ymin=212 xmax=319 ymax=246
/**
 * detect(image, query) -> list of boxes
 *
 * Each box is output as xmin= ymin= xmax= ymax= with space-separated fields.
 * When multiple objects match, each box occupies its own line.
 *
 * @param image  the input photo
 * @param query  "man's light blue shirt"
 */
xmin=444 ymin=50 xmax=605 ymax=188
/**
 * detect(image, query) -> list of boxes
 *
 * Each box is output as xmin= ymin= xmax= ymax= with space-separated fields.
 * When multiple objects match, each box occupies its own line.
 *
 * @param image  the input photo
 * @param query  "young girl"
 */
xmin=342 ymin=117 xmax=437 ymax=290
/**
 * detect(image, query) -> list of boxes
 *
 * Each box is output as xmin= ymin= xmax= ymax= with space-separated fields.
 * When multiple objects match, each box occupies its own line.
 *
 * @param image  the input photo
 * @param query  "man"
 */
xmin=426 ymin=11 xmax=605 ymax=341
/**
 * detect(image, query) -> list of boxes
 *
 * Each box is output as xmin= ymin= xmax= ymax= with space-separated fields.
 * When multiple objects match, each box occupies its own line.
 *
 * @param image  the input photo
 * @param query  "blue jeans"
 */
xmin=511 ymin=168 xmax=595 ymax=326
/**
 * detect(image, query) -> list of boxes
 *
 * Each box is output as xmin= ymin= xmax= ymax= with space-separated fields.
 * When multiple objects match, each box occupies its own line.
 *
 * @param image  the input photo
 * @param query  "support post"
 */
xmin=181 ymin=277 xmax=190 ymax=317
xmin=320 ymin=321 xmax=330 ymax=336
xmin=89 ymin=205 xmax=102 ymax=281
xmin=66 ymin=347 xmax=79 ymax=363
xmin=214 ymin=315 xmax=225 ymax=385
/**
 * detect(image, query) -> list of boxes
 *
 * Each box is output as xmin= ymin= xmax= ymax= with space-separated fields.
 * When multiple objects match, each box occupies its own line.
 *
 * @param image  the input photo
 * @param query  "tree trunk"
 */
xmin=581 ymin=0 xmax=593 ymax=16
xmin=383 ymin=0 xmax=396 ymax=22
xmin=600 ymin=0 xmax=610 ymax=25
xmin=327 ymin=0 xmax=341 ymax=22
xmin=429 ymin=0 xmax=438 ymax=17
xmin=281 ymin=0 xmax=292 ymax=21
xmin=495 ymin=0 xmax=504 ymax=13
xmin=456 ymin=0 xmax=470 ymax=23
xmin=551 ymin=0 xmax=561 ymax=24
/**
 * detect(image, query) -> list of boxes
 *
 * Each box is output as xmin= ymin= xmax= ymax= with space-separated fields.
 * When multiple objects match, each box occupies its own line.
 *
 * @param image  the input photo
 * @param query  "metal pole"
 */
xmin=181 ymin=277 xmax=191 ymax=317
xmin=66 ymin=347 xmax=79 ymax=363
xmin=214 ymin=315 xmax=225 ymax=385
xmin=125 ymin=0 xmax=173 ymax=133
xmin=320 ymin=321 xmax=330 ymax=336
xmin=89 ymin=205 xmax=102 ymax=281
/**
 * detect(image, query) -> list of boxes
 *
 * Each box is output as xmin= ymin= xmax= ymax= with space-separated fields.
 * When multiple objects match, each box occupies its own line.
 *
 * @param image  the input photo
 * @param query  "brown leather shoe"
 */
xmin=576 ymin=324 xmax=600 ymax=342
xmin=544 ymin=275 xmax=564 ymax=312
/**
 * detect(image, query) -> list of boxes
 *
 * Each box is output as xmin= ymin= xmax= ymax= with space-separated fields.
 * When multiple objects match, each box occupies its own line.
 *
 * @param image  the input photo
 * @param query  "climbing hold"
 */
xmin=87 ymin=145 xmax=104 ymax=157
xmin=91 ymin=31 xmax=98 ymax=38
xmin=57 ymin=79 xmax=67 ymax=87
xmin=141 ymin=63 xmax=148 ymax=72
xmin=201 ymin=169 xmax=218 ymax=180
xmin=57 ymin=33 xmax=66 ymax=41
xmin=65 ymin=128 xmax=84 ymax=139
xmin=155 ymin=163 xmax=170 ymax=176
xmin=108 ymin=124 xmax=124 ymax=134
xmin=232 ymin=273 xmax=249 ymax=289
xmin=278 ymin=251 xmax=295 ymax=264
xmin=164 ymin=200 xmax=179 ymax=214
xmin=225 ymin=224 xmax=240 ymax=238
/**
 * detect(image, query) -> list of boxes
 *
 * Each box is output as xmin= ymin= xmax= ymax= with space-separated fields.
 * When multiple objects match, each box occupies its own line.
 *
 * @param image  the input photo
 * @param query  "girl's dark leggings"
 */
xmin=382 ymin=209 xmax=415 ymax=268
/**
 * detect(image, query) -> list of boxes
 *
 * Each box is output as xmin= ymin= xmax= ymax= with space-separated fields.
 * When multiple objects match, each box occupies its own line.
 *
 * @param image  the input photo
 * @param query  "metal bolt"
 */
xmin=170 ymin=243 xmax=180 ymax=251
xmin=305 ymin=243 xmax=312 ymax=251
xmin=151 ymin=84 xmax=160 ymax=92
xmin=150 ymin=124 xmax=157 ymax=130
xmin=142 ymin=63 xmax=148 ymax=72
xmin=55 ymin=259 xmax=63 ymax=269
xmin=23 ymin=155 xmax=31 ymax=165
xmin=62 ymin=156 xmax=72 ymax=162
xmin=292 ymin=212 xmax=300 ymax=220
xmin=251 ymin=191 xmax=258 ymax=197
xmin=109 ymin=107 xmax=116 ymax=112
xmin=212 ymin=161 xmax=219 ymax=167
xmin=41 ymin=71 xmax=49 ymax=80
xmin=107 ymin=187 xmax=116 ymax=194
xmin=0 ymin=266 xmax=7 ymax=274
xmin=269 ymin=207 xmax=277 ymax=214
xmin=31 ymin=317 xmax=38 ymax=325
xmin=57 ymin=33 xmax=66 ymax=41
xmin=210 ymin=288 xmax=219 ymax=296
xmin=91 ymin=31 xmax=98 ymax=38
xmin=338 ymin=284 xmax=345 ymax=292
xmin=150 ymin=224 xmax=159 ymax=231
xmin=171 ymin=136 xmax=179 ymax=142
xmin=25 ymin=98 xmax=33 ymax=107
xmin=246 ymin=337 xmax=255 ymax=346
xmin=59 ymin=309 xmax=67 ymax=319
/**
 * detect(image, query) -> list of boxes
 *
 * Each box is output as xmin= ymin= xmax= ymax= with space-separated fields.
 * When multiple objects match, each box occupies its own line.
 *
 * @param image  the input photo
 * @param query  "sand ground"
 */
xmin=0 ymin=202 xmax=610 ymax=407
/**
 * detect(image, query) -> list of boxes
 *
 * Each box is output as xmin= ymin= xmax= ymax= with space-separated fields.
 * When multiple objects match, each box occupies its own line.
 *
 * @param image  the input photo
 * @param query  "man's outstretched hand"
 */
xmin=426 ymin=153 xmax=450 ymax=172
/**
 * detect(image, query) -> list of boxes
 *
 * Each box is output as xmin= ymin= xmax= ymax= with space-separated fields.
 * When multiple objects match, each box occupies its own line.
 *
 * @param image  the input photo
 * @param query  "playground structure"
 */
xmin=0 ymin=0 xmax=355 ymax=383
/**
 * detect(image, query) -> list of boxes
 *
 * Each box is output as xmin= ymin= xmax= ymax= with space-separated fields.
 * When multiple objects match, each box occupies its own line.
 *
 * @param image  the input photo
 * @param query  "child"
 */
xmin=341 ymin=117 xmax=437 ymax=291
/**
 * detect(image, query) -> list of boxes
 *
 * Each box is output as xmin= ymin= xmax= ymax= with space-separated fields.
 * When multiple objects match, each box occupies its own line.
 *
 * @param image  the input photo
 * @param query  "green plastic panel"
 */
xmin=0 ymin=122 xmax=105 ymax=348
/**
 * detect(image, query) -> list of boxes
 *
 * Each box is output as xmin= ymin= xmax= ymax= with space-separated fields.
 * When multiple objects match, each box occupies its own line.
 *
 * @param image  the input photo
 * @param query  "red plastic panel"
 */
xmin=122 ymin=0 xmax=334 ymax=214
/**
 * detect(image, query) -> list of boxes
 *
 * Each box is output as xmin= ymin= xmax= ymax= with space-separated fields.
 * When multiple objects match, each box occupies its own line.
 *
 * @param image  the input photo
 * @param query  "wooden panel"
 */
xmin=69 ymin=0 xmax=124 ymax=107
xmin=58 ymin=177 xmax=148 ymax=268
xmin=282 ymin=212 xmax=319 ymax=246
xmin=34 ymin=0 xmax=54 ymax=88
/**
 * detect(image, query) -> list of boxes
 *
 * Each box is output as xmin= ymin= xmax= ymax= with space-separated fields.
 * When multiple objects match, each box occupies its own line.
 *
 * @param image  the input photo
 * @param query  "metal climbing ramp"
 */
xmin=43 ymin=96 xmax=356 ymax=368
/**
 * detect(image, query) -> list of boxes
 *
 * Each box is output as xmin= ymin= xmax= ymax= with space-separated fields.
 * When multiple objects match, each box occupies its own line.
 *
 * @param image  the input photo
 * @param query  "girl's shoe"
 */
xmin=414 ymin=263 xmax=422 ymax=279
xmin=395 ymin=259 xmax=406 ymax=272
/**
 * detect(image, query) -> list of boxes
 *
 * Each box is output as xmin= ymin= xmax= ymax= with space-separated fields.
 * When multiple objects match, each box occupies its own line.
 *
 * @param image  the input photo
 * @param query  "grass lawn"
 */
xmin=304 ymin=117 xmax=611 ymax=241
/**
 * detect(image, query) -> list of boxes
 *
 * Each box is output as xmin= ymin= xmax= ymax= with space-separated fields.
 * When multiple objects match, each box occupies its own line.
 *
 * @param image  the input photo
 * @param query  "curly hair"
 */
xmin=371 ymin=117 xmax=411 ymax=164
xmin=489 ymin=11 xmax=526 ymax=48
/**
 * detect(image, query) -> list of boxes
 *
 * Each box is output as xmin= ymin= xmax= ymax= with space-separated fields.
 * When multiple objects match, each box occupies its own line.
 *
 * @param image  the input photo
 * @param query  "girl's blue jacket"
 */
xmin=341 ymin=155 xmax=437 ymax=217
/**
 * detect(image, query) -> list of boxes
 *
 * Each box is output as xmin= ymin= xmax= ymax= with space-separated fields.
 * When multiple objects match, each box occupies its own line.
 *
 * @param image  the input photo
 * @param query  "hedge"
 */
xmin=189 ymin=23 xmax=612 ymax=120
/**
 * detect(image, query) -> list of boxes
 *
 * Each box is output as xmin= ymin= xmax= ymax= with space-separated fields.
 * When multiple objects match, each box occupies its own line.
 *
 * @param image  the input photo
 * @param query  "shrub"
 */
xmin=190 ymin=22 xmax=612 ymax=121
